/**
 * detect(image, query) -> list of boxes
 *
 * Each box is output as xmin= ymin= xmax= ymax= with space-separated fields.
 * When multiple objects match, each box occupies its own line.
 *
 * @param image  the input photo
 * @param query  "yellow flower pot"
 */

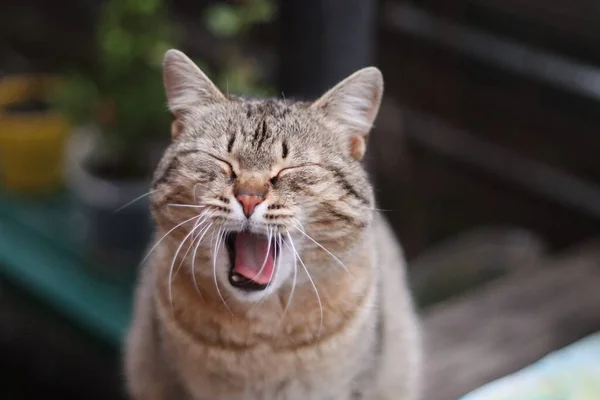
xmin=0 ymin=75 xmax=70 ymax=194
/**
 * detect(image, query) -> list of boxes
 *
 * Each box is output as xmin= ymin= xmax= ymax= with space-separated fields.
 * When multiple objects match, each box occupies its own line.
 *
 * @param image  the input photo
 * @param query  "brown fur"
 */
xmin=124 ymin=49 xmax=421 ymax=400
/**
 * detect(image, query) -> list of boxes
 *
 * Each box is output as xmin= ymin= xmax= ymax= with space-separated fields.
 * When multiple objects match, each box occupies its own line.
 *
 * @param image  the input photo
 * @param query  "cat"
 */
xmin=124 ymin=49 xmax=422 ymax=400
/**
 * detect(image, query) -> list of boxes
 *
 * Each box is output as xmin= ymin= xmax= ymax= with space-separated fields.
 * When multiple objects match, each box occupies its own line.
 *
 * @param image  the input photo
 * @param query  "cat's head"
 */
xmin=151 ymin=49 xmax=383 ymax=303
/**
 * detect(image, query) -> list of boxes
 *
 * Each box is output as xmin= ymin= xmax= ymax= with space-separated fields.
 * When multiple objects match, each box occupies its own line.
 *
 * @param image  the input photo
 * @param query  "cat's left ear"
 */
xmin=311 ymin=67 xmax=383 ymax=160
xmin=163 ymin=49 xmax=227 ymax=137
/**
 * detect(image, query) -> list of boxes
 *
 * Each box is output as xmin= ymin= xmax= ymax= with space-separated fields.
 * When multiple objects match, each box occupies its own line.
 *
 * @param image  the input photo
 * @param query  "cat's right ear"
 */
xmin=311 ymin=67 xmax=383 ymax=160
xmin=163 ymin=49 xmax=226 ymax=137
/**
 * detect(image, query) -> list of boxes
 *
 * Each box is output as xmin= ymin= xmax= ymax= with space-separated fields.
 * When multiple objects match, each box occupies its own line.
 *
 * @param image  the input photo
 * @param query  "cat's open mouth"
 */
xmin=225 ymin=232 xmax=281 ymax=291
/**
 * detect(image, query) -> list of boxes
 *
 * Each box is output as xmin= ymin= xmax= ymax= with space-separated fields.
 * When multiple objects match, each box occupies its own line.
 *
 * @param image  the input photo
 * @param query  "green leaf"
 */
xmin=245 ymin=0 xmax=276 ymax=25
xmin=54 ymin=0 xmax=276 ymax=172
xmin=205 ymin=4 xmax=242 ymax=38
xmin=131 ymin=0 xmax=160 ymax=15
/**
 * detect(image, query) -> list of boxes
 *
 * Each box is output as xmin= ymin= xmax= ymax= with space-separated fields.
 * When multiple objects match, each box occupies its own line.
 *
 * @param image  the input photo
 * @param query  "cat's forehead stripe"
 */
xmin=252 ymin=119 xmax=269 ymax=150
xmin=243 ymin=99 xmax=293 ymax=119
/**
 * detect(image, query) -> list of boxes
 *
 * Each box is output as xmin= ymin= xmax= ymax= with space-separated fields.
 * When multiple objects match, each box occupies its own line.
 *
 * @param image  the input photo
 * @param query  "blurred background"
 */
xmin=1 ymin=0 xmax=599 ymax=399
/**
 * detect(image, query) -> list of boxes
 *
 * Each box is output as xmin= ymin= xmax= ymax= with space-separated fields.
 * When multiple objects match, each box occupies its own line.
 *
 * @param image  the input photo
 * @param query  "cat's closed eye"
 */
xmin=208 ymin=154 xmax=237 ymax=179
xmin=270 ymin=164 xmax=324 ymax=189
xmin=270 ymin=165 xmax=310 ymax=185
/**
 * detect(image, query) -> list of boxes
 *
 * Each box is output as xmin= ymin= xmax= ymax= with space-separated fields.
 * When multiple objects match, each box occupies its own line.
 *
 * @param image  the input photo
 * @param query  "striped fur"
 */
xmin=124 ymin=49 xmax=421 ymax=400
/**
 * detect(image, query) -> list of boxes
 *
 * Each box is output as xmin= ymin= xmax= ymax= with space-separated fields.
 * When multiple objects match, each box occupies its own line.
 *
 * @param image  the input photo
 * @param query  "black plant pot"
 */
xmin=66 ymin=128 xmax=153 ymax=280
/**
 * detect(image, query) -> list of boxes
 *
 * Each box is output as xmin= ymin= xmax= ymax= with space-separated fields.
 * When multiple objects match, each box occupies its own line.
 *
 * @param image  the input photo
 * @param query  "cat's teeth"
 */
xmin=231 ymin=274 xmax=241 ymax=282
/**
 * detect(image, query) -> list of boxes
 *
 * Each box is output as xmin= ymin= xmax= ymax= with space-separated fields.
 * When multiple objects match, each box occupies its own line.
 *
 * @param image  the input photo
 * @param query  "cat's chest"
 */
xmin=160 ymin=318 xmax=373 ymax=400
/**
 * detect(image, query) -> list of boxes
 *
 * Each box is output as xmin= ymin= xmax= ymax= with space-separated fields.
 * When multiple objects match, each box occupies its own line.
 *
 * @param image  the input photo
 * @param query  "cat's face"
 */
xmin=151 ymin=50 xmax=383 ymax=303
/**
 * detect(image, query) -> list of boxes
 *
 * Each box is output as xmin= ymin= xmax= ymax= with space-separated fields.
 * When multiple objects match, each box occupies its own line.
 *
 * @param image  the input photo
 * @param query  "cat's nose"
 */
xmin=236 ymin=193 xmax=264 ymax=217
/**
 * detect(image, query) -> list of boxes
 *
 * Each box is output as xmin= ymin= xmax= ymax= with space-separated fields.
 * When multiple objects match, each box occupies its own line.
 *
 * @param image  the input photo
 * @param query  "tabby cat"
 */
xmin=124 ymin=49 xmax=421 ymax=400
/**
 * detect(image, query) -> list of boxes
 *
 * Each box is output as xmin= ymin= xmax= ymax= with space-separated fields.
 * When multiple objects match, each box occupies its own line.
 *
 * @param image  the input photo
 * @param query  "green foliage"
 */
xmin=205 ymin=0 xmax=275 ymax=38
xmin=55 ymin=0 xmax=177 ymax=167
xmin=205 ymin=0 xmax=277 ymax=97
xmin=55 ymin=0 xmax=277 ymax=176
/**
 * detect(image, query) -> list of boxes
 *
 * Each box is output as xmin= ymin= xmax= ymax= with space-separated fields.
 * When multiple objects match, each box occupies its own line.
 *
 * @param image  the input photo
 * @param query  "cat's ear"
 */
xmin=163 ymin=49 xmax=226 ymax=137
xmin=311 ymin=67 xmax=383 ymax=160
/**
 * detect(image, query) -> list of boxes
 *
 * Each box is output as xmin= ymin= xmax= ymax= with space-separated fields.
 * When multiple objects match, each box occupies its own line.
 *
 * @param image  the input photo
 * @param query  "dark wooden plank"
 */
xmin=369 ymin=102 xmax=600 ymax=258
xmin=386 ymin=0 xmax=600 ymax=63
xmin=408 ymin=226 xmax=546 ymax=307
xmin=471 ymin=0 xmax=600 ymax=44
xmin=403 ymin=109 xmax=600 ymax=221
xmin=378 ymin=4 xmax=600 ymax=182
xmin=421 ymin=239 xmax=600 ymax=400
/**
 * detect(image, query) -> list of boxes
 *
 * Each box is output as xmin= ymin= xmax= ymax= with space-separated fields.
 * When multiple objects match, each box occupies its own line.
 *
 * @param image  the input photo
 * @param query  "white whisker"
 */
xmin=168 ymin=204 xmax=207 ymax=208
xmin=275 ymin=232 xmax=282 ymax=284
xmin=280 ymin=234 xmax=298 ymax=323
xmin=173 ymin=211 xmax=214 ymax=276
xmin=254 ymin=228 xmax=277 ymax=307
xmin=251 ymin=226 xmax=273 ymax=283
xmin=213 ymin=227 xmax=232 ymax=314
xmin=141 ymin=214 xmax=201 ymax=264
xmin=272 ymin=232 xmax=282 ymax=290
xmin=360 ymin=205 xmax=390 ymax=212
xmin=190 ymin=221 xmax=214 ymax=299
xmin=193 ymin=183 xmax=201 ymax=204
xmin=168 ymin=216 xmax=206 ymax=311
xmin=285 ymin=228 xmax=323 ymax=337
xmin=114 ymin=190 xmax=157 ymax=213
xmin=291 ymin=218 xmax=351 ymax=276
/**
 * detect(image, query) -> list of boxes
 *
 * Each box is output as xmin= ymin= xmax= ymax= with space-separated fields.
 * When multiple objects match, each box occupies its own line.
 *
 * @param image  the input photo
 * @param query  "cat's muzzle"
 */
xmin=225 ymin=232 xmax=281 ymax=292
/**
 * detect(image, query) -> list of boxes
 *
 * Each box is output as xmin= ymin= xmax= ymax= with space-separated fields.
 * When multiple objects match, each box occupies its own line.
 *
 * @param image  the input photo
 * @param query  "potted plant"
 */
xmin=55 ymin=0 xmax=276 ymax=274
xmin=0 ymin=75 xmax=70 ymax=195
xmin=55 ymin=0 xmax=177 ymax=272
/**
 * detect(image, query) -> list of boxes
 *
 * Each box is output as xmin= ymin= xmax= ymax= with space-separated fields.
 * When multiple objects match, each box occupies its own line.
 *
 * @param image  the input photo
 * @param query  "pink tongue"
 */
xmin=234 ymin=232 xmax=275 ymax=285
